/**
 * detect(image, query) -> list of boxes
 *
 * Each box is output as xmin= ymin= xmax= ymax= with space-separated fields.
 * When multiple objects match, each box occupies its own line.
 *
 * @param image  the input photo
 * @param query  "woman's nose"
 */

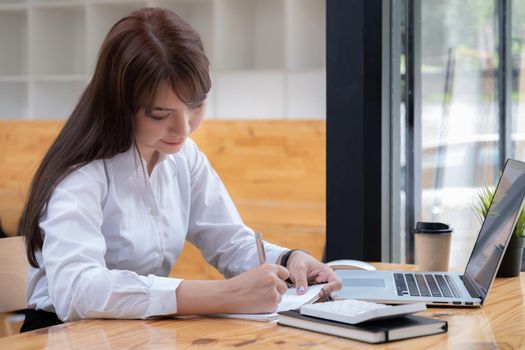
xmin=169 ymin=113 xmax=190 ymax=136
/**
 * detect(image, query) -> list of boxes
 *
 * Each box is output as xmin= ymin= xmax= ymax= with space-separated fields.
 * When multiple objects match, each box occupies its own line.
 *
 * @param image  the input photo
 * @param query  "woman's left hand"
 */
xmin=285 ymin=250 xmax=342 ymax=298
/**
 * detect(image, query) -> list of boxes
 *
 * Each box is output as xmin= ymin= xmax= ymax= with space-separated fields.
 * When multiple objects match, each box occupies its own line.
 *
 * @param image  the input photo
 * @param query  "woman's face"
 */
xmin=134 ymin=82 xmax=206 ymax=161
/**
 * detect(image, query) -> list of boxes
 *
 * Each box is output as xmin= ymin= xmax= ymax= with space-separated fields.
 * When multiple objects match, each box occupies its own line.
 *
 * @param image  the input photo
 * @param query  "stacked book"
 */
xmin=277 ymin=299 xmax=447 ymax=344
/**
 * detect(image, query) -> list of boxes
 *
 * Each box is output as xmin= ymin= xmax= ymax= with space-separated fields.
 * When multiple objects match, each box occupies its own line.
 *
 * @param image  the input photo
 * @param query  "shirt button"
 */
xmin=149 ymin=208 xmax=158 ymax=216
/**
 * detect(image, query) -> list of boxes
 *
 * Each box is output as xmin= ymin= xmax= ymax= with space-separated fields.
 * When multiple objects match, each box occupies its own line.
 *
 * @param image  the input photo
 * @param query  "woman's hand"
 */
xmin=223 ymin=264 xmax=290 ymax=314
xmin=285 ymin=251 xmax=342 ymax=298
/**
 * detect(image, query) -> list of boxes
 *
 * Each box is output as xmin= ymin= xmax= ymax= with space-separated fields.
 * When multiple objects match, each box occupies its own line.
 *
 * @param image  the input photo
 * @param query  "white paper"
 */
xmin=276 ymin=284 xmax=326 ymax=312
xmin=207 ymin=283 xmax=327 ymax=322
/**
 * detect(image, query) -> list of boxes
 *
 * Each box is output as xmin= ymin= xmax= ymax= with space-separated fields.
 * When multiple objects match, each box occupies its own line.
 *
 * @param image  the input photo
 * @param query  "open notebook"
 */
xmin=207 ymin=284 xmax=327 ymax=322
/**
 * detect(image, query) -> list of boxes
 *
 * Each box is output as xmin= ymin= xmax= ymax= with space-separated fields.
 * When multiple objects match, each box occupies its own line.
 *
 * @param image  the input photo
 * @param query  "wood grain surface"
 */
xmin=0 ymin=264 xmax=523 ymax=349
xmin=0 ymin=120 xmax=326 ymax=282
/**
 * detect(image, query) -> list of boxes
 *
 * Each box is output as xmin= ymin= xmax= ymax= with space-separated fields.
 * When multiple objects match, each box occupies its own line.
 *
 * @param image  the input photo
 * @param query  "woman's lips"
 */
xmin=161 ymin=139 xmax=184 ymax=146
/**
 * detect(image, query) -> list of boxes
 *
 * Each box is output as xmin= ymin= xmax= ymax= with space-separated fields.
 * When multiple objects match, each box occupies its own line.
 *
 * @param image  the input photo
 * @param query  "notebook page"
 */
xmin=277 ymin=284 xmax=326 ymax=312
xmin=207 ymin=284 xmax=327 ymax=322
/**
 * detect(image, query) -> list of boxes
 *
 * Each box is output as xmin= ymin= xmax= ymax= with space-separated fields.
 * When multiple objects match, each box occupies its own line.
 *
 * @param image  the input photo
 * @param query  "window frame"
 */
xmin=399 ymin=0 xmax=514 ymax=263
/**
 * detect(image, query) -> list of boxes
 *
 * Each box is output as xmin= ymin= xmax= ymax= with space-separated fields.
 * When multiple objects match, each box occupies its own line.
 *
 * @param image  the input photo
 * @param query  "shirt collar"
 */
xmin=110 ymin=145 xmax=170 ymax=183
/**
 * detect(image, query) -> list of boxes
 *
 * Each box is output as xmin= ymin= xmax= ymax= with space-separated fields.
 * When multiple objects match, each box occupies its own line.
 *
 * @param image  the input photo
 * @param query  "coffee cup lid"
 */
xmin=414 ymin=221 xmax=453 ymax=234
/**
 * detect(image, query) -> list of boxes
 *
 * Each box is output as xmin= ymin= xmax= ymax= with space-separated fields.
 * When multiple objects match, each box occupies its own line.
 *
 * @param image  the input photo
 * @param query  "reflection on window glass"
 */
xmin=512 ymin=0 xmax=525 ymax=160
xmin=421 ymin=0 xmax=499 ymax=270
xmin=399 ymin=0 xmax=407 ymax=264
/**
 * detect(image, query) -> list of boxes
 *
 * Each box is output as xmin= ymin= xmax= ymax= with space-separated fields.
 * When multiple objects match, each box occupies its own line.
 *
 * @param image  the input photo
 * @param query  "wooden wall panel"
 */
xmin=169 ymin=229 xmax=326 ymax=280
xmin=0 ymin=120 xmax=326 ymax=280
xmin=0 ymin=121 xmax=63 ymax=235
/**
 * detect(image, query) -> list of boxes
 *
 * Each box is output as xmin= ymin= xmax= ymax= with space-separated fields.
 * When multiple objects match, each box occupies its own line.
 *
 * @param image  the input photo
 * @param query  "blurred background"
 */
xmin=1 ymin=0 xmax=525 ymax=271
xmin=0 ymin=0 xmax=326 ymax=120
xmin=402 ymin=0 xmax=525 ymax=269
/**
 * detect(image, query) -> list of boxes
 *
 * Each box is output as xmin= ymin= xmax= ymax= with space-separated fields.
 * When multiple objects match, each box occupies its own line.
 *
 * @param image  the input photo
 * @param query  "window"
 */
xmin=512 ymin=0 xmax=525 ymax=159
xmin=397 ymin=0 xmax=522 ymax=268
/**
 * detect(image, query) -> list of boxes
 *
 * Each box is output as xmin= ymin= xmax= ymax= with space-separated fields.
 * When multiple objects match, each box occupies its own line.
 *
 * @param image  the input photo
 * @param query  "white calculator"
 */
xmin=300 ymin=299 xmax=426 ymax=324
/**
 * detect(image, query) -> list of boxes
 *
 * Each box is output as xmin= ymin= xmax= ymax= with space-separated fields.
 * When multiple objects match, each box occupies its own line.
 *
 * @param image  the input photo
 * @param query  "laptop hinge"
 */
xmin=460 ymin=275 xmax=482 ymax=299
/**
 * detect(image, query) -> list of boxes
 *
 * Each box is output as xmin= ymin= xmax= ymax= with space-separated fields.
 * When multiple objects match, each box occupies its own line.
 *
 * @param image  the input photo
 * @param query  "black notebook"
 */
xmin=277 ymin=309 xmax=447 ymax=344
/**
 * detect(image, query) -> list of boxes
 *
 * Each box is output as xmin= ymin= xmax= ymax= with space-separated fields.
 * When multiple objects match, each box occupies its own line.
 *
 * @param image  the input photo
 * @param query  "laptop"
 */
xmin=332 ymin=159 xmax=525 ymax=307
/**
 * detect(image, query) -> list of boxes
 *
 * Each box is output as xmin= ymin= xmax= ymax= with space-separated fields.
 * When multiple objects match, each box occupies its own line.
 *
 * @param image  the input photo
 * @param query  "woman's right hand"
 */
xmin=222 ymin=264 xmax=290 ymax=314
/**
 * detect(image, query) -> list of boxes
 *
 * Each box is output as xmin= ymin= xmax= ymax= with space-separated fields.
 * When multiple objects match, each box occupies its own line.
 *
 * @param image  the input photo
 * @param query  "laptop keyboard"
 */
xmin=444 ymin=275 xmax=462 ymax=298
xmin=394 ymin=273 xmax=462 ymax=298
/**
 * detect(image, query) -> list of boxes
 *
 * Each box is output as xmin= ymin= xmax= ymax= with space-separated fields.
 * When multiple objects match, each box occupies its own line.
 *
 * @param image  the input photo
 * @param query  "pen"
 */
xmin=254 ymin=232 xmax=266 ymax=265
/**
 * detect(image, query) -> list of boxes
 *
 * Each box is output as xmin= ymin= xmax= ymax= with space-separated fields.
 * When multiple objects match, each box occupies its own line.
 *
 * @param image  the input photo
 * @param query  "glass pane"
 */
xmin=420 ymin=0 xmax=499 ymax=270
xmin=512 ymin=0 xmax=525 ymax=160
xmin=399 ymin=1 xmax=408 ymax=264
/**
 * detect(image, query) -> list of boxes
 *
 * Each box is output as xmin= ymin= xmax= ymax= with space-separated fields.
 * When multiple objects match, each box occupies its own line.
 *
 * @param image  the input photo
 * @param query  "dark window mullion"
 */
xmin=390 ymin=0 xmax=403 ymax=263
xmin=404 ymin=0 xmax=422 ymax=264
xmin=381 ymin=0 xmax=393 ymax=263
xmin=498 ymin=0 xmax=512 ymax=168
xmin=326 ymin=0 xmax=384 ymax=262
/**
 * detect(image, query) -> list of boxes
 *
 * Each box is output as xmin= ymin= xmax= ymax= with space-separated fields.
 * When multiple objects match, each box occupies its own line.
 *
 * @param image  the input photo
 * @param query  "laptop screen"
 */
xmin=464 ymin=159 xmax=525 ymax=302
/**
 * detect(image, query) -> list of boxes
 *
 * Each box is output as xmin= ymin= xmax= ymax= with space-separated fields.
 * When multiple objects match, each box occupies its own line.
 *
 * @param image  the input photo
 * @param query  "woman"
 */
xmin=20 ymin=7 xmax=341 ymax=332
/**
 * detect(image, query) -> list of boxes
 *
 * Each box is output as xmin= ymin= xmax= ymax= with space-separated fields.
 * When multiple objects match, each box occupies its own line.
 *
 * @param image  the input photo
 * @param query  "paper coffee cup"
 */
xmin=414 ymin=222 xmax=453 ymax=272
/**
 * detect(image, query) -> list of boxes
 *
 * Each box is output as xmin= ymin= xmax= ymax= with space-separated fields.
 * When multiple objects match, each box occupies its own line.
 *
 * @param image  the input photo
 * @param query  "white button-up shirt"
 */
xmin=27 ymin=138 xmax=287 ymax=322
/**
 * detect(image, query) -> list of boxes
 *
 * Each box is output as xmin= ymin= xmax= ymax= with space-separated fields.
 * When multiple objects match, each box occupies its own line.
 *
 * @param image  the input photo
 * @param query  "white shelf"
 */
xmin=32 ymin=74 xmax=87 ymax=82
xmin=31 ymin=1 xmax=85 ymax=8
xmin=30 ymin=6 xmax=85 ymax=75
xmin=152 ymin=0 xmax=214 ymax=63
xmin=86 ymin=1 xmax=147 ymax=74
xmin=0 ymin=0 xmax=26 ymax=2
xmin=286 ymin=0 xmax=325 ymax=70
xmin=0 ymin=76 xmax=29 ymax=82
xmin=0 ymin=82 xmax=28 ymax=118
xmin=0 ymin=0 xmax=325 ymax=119
xmin=0 ymin=9 xmax=27 ymax=75
xmin=215 ymin=0 xmax=284 ymax=70
xmin=287 ymin=69 xmax=325 ymax=119
xmin=0 ymin=2 xmax=27 ymax=11
xmin=203 ymin=69 xmax=217 ymax=119
xmin=31 ymin=80 xmax=86 ymax=118
xmin=215 ymin=70 xmax=285 ymax=119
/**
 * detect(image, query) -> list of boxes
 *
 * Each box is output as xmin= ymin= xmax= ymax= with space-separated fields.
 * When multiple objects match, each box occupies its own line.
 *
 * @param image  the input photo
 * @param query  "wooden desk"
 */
xmin=2 ymin=264 xmax=524 ymax=349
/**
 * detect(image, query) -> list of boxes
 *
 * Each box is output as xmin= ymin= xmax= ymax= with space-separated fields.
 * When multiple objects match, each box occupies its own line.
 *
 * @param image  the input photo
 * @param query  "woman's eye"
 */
xmin=149 ymin=114 xmax=169 ymax=121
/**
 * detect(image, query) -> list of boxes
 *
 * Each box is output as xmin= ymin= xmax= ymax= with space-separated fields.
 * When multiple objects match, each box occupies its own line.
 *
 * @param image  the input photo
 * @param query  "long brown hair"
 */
xmin=23 ymin=8 xmax=211 ymax=267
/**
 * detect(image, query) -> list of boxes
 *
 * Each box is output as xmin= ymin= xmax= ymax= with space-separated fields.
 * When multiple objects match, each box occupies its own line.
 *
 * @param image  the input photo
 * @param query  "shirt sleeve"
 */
xmin=40 ymin=164 xmax=181 ymax=322
xmin=184 ymin=139 xmax=288 ymax=278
